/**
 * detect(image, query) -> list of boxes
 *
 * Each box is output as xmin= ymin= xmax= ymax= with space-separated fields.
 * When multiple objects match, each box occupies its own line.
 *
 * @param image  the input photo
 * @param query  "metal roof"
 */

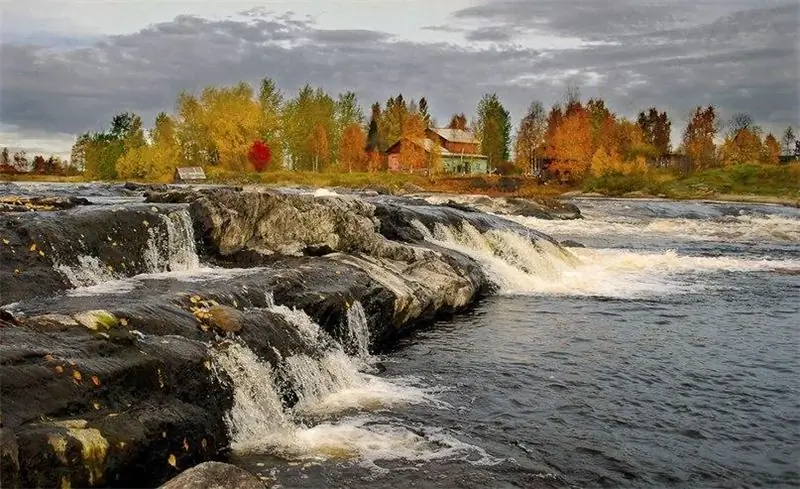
xmin=429 ymin=128 xmax=479 ymax=144
xmin=174 ymin=167 xmax=206 ymax=180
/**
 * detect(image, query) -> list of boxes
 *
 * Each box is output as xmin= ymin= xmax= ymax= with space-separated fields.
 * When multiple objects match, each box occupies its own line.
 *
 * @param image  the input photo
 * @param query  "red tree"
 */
xmin=248 ymin=140 xmax=271 ymax=172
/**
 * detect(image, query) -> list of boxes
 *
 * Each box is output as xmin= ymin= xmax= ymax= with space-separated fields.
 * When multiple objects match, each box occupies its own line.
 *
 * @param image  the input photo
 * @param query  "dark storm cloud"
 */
xmin=0 ymin=1 xmax=797 ymax=149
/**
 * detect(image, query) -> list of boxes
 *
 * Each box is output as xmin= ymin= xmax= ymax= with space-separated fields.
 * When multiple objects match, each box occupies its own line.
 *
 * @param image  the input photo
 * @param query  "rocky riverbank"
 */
xmin=0 ymin=183 xmax=575 ymax=488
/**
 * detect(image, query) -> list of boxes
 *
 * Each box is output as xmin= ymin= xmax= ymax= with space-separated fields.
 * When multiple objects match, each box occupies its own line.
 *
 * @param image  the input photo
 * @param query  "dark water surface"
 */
xmin=235 ymin=198 xmax=799 ymax=489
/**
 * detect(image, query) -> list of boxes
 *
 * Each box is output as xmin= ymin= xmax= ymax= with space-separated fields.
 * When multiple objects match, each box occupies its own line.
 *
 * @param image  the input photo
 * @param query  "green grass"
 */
xmin=583 ymin=164 xmax=800 ymax=202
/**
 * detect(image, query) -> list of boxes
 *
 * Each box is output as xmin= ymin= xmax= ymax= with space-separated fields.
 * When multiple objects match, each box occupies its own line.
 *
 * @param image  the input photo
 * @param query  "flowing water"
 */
xmin=6 ymin=186 xmax=799 ymax=488
xmin=224 ymin=197 xmax=799 ymax=488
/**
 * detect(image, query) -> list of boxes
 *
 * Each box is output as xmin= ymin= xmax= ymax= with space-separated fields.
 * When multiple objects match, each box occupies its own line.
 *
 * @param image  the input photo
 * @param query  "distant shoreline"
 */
xmin=2 ymin=173 xmax=798 ymax=208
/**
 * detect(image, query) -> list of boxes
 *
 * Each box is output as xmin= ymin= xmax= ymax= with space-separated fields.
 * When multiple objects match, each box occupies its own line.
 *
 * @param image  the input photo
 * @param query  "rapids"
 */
xmin=1 ymin=185 xmax=797 ymax=489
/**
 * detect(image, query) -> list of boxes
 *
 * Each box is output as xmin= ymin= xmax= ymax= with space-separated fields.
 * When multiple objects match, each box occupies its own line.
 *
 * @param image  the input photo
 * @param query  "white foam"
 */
xmin=415 ymin=219 xmax=800 ymax=299
xmin=508 ymin=213 xmax=800 ymax=243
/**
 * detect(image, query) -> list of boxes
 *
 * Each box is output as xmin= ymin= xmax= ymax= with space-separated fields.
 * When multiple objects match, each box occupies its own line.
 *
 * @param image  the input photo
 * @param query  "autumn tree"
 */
xmin=248 ymin=140 xmax=272 ymax=172
xmin=447 ymin=113 xmax=468 ymax=130
xmin=547 ymin=104 xmax=592 ymax=180
xmin=398 ymin=112 xmax=428 ymax=172
xmin=682 ymin=106 xmax=718 ymax=170
xmin=307 ymin=124 xmax=329 ymax=172
xmin=762 ymin=133 xmax=781 ymax=164
xmin=12 ymin=151 xmax=29 ymax=172
xmin=782 ymin=127 xmax=796 ymax=157
xmin=339 ymin=123 xmax=367 ymax=172
xmin=380 ymin=95 xmax=407 ymax=152
xmin=1 ymin=147 xmax=9 ymax=168
xmin=513 ymin=101 xmax=547 ymax=174
xmin=720 ymin=126 xmax=763 ymax=166
xmin=475 ymin=93 xmax=511 ymax=169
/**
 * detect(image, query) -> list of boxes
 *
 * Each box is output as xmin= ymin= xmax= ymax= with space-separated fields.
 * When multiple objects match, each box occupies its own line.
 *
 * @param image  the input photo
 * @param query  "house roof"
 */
xmin=386 ymin=137 xmax=487 ymax=159
xmin=429 ymin=128 xmax=479 ymax=145
xmin=175 ymin=167 xmax=206 ymax=180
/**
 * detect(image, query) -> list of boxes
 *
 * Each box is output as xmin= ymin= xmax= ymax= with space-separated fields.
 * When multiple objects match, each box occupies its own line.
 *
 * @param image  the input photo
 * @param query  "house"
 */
xmin=173 ymin=167 xmax=206 ymax=184
xmin=385 ymin=128 xmax=489 ymax=174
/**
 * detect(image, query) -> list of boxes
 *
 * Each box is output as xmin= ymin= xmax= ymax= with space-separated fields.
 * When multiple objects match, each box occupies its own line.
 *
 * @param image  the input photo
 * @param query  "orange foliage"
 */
xmin=306 ymin=124 xmax=329 ymax=171
xmin=763 ymin=133 xmax=781 ymax=164
xmin=366 ymin=151 xmax=384 ymax=172
xmin=338 ymin=123 xmax=367 ymax=172
xmin=399 ymin=113 xmax=428 ymax=171
xmin=548 ymin=107 xmax=592 ymax=179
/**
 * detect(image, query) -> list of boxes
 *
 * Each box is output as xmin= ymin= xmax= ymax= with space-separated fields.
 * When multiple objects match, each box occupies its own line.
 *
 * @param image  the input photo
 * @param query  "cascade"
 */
xmin=56 ymin=208 xmax=200 ymax=287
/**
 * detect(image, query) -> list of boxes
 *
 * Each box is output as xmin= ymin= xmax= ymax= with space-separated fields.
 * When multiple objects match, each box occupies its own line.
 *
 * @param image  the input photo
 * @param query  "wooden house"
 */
xmin=173 ymin=167 xmax=206 ymax=184
xmin=385 ymin=128 xmax=489 ymax=174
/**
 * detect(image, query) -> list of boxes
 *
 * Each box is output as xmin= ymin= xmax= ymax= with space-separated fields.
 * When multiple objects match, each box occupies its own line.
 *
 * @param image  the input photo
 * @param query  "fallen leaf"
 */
xmin=201 ymin=438 xmax=208 ymax=449
xmin=72 ymin=370 xmax=82 ymax=382
xmin=183 ymin=438 xmax=189 ymax=451
xmin=119 ymin=318 xmax=128 ymax=326
xmin=167 ymin=454 xmax=177 ymax=468
xmin=2 ymin=239 xmax=8 ymax=245
xmin=92 ymin=401 xmax=101 ymax=410
xmin=190 ymin=295 xmax=201 ymax=304
xmin=29 ymin=243 xmax=36 ymax=252
xmin=44 ymin=354 xmax=55 ymax=362
xmin=38 ymin=250 xmax=45 ymax=257
xmin=203 ymin=360 xmax=211 ymax=370
xmin=54 ymin=366 xmax=64 ymax=374
xmin=91 ymin=376 xmax=101 ymax=386
xmin=142 ymin=220 xmax=150 ymax=227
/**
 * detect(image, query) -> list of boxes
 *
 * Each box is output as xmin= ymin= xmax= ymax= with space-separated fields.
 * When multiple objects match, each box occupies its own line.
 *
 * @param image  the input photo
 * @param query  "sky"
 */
xmin=1 ymin=0 xmax=798 ymax=158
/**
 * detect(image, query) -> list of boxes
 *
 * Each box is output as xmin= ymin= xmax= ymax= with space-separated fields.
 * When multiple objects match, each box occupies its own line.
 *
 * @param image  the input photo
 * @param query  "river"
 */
xmin=2 ymin=187 xmax=798 ymax=488
xmin=227 ymin=197 xmax=799 ymax=488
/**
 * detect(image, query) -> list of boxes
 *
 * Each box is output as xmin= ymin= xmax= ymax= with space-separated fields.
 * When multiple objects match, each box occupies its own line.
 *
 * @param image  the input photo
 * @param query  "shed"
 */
xmin=173 ymin=167 xmax=206 ymax=184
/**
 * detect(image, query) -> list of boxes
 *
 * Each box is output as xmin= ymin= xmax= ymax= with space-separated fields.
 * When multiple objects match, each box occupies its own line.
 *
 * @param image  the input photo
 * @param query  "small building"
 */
xmin=384 ymin=128 xmax=489 ymax=174
xmin=173 ymin=167 xmax=206 ymax=184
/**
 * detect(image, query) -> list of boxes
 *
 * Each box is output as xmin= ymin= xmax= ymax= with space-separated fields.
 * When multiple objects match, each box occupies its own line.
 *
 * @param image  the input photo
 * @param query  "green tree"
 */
xmin=366 ymin=102 xmax=381 ymax=153
xmin=283 ymin=84 xmax=336 ymax=171
xmin=419 ymin=97 xmax=432 ymax=128
xmin=258 ymin=77 xmax=285 ymax=169
xmin=475 ymin=93 xmax=511 ymax=169
xmin=781 ymin=127 xmax=796 ymax=157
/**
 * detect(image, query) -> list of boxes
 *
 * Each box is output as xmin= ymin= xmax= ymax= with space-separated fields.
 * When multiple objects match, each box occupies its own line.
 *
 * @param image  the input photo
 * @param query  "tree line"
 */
xmin=0 ymin=148 xmax=72 ymax=175
xmin=69 ymin=78 xmax=799 ymax=181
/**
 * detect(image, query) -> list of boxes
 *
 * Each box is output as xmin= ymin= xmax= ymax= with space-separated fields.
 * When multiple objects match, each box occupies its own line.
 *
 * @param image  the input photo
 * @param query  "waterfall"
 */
xmin=143 ymin=209 xmax=200 ymax=272
xmin=56 ymin=208 xmax=200 ymax=288
xmin=210 ymin=297 xmax=453 ymax=463
xmin=346 ymin=301 xmax=371 ymax=361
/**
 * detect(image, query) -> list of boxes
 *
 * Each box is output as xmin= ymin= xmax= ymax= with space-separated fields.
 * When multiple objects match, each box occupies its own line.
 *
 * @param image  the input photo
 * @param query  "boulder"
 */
xmin=160 ymin=462 xmax=266 ymax=489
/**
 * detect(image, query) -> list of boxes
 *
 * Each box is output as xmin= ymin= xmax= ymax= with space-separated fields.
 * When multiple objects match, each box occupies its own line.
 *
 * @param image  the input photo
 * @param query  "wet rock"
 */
xmin=0 ymin=204 xmax=195 ymax=304
xmin=123 ymin=182 xmax=168 ymax=192
xmin=402 ymin=182 xmax=426 ymax=194
xmin=560 ymin=240 xmax=585 ymax=248
xmin=0 ymin=428 xmax=20 ymax=488
xmin=159 ymin=461 xmax=266 ymax=489
xmin=0 ymin=195 xmax=91 ymax=212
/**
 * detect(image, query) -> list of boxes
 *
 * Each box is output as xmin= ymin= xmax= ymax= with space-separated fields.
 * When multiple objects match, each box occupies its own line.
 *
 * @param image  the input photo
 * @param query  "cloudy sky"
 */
xmin=1 ymin=0 xmax=798 ymax=158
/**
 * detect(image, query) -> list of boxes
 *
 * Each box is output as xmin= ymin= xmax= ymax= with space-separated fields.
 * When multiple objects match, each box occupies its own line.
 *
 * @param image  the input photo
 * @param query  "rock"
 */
xmin=204 ymin=305 xmax=244 ymax=333
xmin=363 ymin=184 xmax=392 ymax=195
xmin=497 ymin=177 xmax=521 ymax=193
xmin=1 ymin=429 xmax=20 ymax=489
xmin=402 ymin=183 xmax=425 ymax=194
xmin=160 ymin=462 xmax=266 ymax=489
xmin=0 ymin=195 xmax=91 ymax=212
xmin=560 ymin=240 xmax=585 ymax=248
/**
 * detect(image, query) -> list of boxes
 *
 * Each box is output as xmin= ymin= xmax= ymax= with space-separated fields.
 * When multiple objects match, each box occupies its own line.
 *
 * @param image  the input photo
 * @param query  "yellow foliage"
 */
xmin=338 ymin=123 xmax=367 ymax=172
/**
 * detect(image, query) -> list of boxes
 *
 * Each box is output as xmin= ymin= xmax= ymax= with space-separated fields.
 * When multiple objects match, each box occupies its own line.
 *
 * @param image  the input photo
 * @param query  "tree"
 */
xmin=547 ymin=105 xmax=592 ymax=179
xmin=590 ymin=146 xmax=620 ymax=176
xmin=782 ymin=127 xmax=796 ymax=157
xmin=726 ymin=112 xmax=754 ymax=138
xmin=339 ymin=123 xmax=367 ymax=172
xmin=475 ymin=93 xmax=511 ymax=169
xmin=380 ymin=95 xmax=407 ymax=152
xmin=0 ymin=147 xmax=9 ymax=168
xmin=682 ymin=106 xmax=718 ymax=170
xmin=513 ymin=101 xmax=547 ymax=174
xmin=447 ymin=113 xmax=468 ymax=130
xmin=637 ymin=107 xmax=671 ymax=159
xmin=32 ymin=155 xmax=46 ymax=173
xmin=283 ymin=84 xmax=336 ymax=171
xmin=398 ymin=112 xmax=428 ymax=171
xmin=248 ymin=140 xmax=272 ymax=172
xmin=720 ymin=126 xmax=762 ymax=166
xmin=307 ymin=124 xmax=329 ymax=172
xmin=12 ymin=150 xmax=29 ymax=172
xmin=258 ymin=77 xmax=285 ymax=169
xmin=419 ymin=97 xmax=432 ymax=128
xmin=762 ymin=133 xmax=780 ymax=164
